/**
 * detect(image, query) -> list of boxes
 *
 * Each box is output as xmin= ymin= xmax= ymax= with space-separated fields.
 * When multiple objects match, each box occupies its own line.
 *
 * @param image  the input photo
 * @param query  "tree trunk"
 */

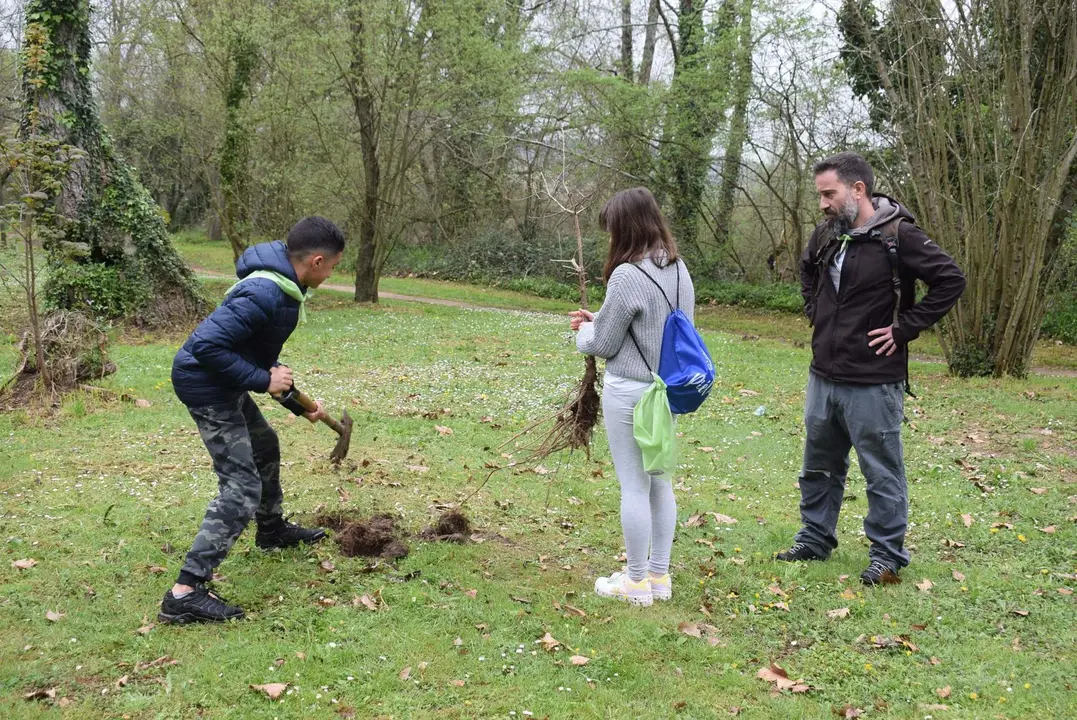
xmin=638 ymin=0 xmax=660 ymax=85
xmin=711 ymin=0 xmax=753 ymax=252
xmin=220 ymin=30 xmax=257 ymax=262
xmin=620 ymin=0 xmax=634 ymax=83
xmin=348 ymin=2 xmax=380 ymax=303
xmin=660 ymin=0 xmax=735 ymax=251
xmin=20 ymin=0 xmax=205 ymax=325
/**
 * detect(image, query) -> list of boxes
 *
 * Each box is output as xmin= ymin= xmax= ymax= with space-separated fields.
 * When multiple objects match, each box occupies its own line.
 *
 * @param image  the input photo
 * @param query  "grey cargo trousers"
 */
xmin=794 ymin=372 xmax=910 ymax=570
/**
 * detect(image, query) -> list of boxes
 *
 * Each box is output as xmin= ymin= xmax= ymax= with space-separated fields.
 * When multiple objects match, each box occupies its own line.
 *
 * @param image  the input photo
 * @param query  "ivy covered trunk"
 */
xmin=20 ymin=0 xmax=205 ymax=324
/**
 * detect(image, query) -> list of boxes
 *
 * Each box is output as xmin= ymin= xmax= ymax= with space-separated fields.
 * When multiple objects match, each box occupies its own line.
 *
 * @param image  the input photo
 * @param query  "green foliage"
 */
xmin=1041 ymin=298 xmax=1077 ymax=345
xmin=43 ymin=262 xmax=149 ymax=318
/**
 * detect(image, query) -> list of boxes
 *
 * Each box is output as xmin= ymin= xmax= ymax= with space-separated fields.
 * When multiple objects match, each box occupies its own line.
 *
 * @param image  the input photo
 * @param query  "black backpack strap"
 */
xmin=876 ymin=217 xmax=904 ymax=329
xmin=624 ymin=259 xmax=680 ymax=372
xmin=626 ymin=327 xmax=652 ymax=374
xmin=629 ymin=263 xmax=675 ymax=311
xmin=874 ymin=217 xmax=916 ymax=398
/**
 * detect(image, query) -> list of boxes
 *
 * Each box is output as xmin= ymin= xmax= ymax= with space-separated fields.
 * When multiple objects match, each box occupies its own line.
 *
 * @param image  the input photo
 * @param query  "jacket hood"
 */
xmin=849 ymin=194 xmax=916 ymax=237
xmin=235 ymin=240 xmax=300 ymax=285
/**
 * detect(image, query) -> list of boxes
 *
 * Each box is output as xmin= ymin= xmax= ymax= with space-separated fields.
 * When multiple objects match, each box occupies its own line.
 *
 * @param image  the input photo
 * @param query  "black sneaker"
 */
xmin=255 ymin=517 xmax=326 ymax=550
xmin=860 ymin=560 xmax=900 ymax=586
xmin=158 ymin=584 xmax=244 ymax=624
xmin=776 ymin=541 xmax=826 ymax=562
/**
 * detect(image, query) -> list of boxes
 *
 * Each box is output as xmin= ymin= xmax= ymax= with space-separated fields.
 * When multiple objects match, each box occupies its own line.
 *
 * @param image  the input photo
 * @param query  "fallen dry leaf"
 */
xmin=1039 ymin=526 xmax=1056 ymax=534
xmin=115 ymin=675 xmax=128 ymax=689
xmin=399 ymin=666 xmax=411 ymax=681
xmin=1029 ymin=487 xmax=1048 ymax=495
xmin=135 ymin=398 xmax=152 ymax=408
xmin=11 ymin=559 xmax=37 ymax=570
xmin=678 ymin=622 xmax=703 ymax=638
xmin=1058 ymin=588 xmax=1073 ymax=596
xmin=962 ymin=514 xmax=973 ymax=528
xmin=405 ymin=465 xmax=429 ymax=473
xmin=463 ymin=588 xmax=477 ymax=599
xmin=835 ymin=705 xmax=863 ymax=718
xmin=354 ymin=593 xmax=381 ymax=611
xmin=450 ymin=679 xmax=465 ymax=687
xmin=952 ymin=570 xmax=966 ymax=582
xmin=768 ymin=585 xmax=788 ymax=599
xmin=919 ymin=704 xmax=949 ymax=711
xmin=840 ymin=588 xmax=857 ymax=600
xmin=827 ymin=608 xmax=851 ymax=620
xmin=250 ymin=683 xmax=288 ymax=700
xmin=136 ymin=624 xmax=154 ymax=635
xmin=685 ymin=513 xmax=706 ymax=528
xmin=936 ymin=686 xmax=951 ymax=698
xmin=570 ymin=655 xmax=590 ymax=666
xmin=709 ymin=512 xmax=738 ymax=525
xmin=1011 ymin=609 xmax=1030 ymax=617
xmin=916 ymin=578 xmax=934 ymax=593
xmin=930 ymin=656 xmax=941 ymax=665
xmin=756 ymin=663 xmax=810 ymax=693
xmin=316 ymin=597 xmax=336 ymax=607
xmin=320 ymin=560 xmax=336 ymax=573
xmin=45 ymin=611 xmax=64 ymax=623
xmin=537 ymin=632 xmax=562 ymax=651
xmin=434 ymin=425 xmax=453 ymax=436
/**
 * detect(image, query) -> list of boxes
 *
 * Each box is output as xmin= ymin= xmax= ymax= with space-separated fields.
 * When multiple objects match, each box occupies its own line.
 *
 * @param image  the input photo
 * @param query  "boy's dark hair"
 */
xmin=813 ymin=151 xmax=875 ymax=196
xmin=286 ymin=216 xmax=345 ymax=258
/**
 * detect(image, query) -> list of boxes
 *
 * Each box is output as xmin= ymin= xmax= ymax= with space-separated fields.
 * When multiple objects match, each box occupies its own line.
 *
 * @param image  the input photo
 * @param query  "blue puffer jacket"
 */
xmin=172 ymin=241 xmax=306 ymax=407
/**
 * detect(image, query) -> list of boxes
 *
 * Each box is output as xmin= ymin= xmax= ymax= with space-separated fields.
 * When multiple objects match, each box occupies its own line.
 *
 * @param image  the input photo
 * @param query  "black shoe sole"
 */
xmin=775 ymin=553 xmax=826 ymax=562
xmin=158 ymin=611 xmax=245 ymax=624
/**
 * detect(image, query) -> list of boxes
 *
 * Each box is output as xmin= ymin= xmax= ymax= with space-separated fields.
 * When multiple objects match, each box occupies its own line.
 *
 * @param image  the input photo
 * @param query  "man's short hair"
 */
xmin=813 ymin=151 xmax=875 ymax=197
xmin=286 ymin=216 xmax=345 ymax=258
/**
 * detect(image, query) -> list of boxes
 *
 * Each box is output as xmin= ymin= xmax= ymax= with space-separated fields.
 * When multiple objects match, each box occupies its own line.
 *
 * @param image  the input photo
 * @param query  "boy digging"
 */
xmin=160 ymin=217 xmax=345 ymax=623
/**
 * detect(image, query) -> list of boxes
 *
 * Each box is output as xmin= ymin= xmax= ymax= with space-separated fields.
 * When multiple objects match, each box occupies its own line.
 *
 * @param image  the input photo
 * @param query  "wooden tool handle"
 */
xmin=287 ymin=388 xmax=345 ymax=436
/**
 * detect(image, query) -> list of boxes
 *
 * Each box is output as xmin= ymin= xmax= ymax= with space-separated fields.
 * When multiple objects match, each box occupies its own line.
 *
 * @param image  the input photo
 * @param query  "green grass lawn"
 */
xmin=2 ymin=279 xmax=1076 ymax=718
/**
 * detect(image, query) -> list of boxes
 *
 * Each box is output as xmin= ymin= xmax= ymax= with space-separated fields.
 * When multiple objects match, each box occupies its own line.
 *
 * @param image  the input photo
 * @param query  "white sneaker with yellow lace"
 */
xmin=594 ymin=571 xmax=653 ymax=606
xmin=649 ymin=573 xmax=672 ymax=601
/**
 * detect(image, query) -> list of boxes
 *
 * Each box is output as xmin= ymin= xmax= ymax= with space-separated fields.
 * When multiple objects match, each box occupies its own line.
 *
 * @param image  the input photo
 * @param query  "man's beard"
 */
xmin=824 ymin=195 xmax=859 ymax=236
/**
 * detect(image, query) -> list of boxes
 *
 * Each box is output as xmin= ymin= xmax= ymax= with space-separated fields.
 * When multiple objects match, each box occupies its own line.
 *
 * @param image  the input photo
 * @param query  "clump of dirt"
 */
xmin=436 ymin=510 xmax=471 ymax=536
xmin=336 ymin=514 xmax=409 ymax=559
xmin=419 ymin=510 xmax=472 ymax=544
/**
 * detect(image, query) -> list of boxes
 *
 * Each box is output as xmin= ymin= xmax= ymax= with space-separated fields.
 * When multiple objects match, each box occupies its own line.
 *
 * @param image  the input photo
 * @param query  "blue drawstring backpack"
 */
xmin=627 ymin=262 xmax=715 ymax=414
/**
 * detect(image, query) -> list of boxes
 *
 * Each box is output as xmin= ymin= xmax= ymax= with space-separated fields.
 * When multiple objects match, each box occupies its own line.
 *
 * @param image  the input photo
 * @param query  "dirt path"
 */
xmin=192 ymin=268 xmax=1077 ymax=378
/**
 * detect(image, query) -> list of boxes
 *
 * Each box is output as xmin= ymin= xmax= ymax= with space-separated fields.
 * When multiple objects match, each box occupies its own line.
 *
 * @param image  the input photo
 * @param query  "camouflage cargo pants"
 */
xmin=177 ymin=393 xmax=283 ymax=586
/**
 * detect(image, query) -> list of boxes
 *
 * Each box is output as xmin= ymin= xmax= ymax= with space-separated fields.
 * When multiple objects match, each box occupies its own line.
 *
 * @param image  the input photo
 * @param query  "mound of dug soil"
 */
xmin=324 ymin=513 xmax=410 ymax=559
xmin=314 ymin=509 xmax=474 ymax=558
xmin=419 ymin=510 xmax=472 ymax=544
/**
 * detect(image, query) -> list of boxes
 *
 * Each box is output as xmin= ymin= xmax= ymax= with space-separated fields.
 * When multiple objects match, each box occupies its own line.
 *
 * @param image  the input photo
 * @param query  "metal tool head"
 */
xmin=329 ymin=410 xmax=354 ymax=464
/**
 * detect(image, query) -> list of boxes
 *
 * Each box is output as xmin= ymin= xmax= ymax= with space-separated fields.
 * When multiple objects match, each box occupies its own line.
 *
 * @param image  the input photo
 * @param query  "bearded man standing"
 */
xmin=777 ymin=151 xmax=966 ymax=585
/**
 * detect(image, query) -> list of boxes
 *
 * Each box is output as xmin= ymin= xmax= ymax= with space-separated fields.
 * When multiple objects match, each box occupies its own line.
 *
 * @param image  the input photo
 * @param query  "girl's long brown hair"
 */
xmin=599 ymin=187 xmax=679 ymax=281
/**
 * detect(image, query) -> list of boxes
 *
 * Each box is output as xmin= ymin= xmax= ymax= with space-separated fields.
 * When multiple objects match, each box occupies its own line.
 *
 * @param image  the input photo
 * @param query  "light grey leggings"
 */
xmin=602 ymin=373 xmax=678 ymax=582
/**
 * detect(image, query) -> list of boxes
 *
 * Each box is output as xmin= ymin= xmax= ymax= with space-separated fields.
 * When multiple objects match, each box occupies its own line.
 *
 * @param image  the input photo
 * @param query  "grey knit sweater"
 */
xmin=576 ymin=256 xmax=695 ymax=382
